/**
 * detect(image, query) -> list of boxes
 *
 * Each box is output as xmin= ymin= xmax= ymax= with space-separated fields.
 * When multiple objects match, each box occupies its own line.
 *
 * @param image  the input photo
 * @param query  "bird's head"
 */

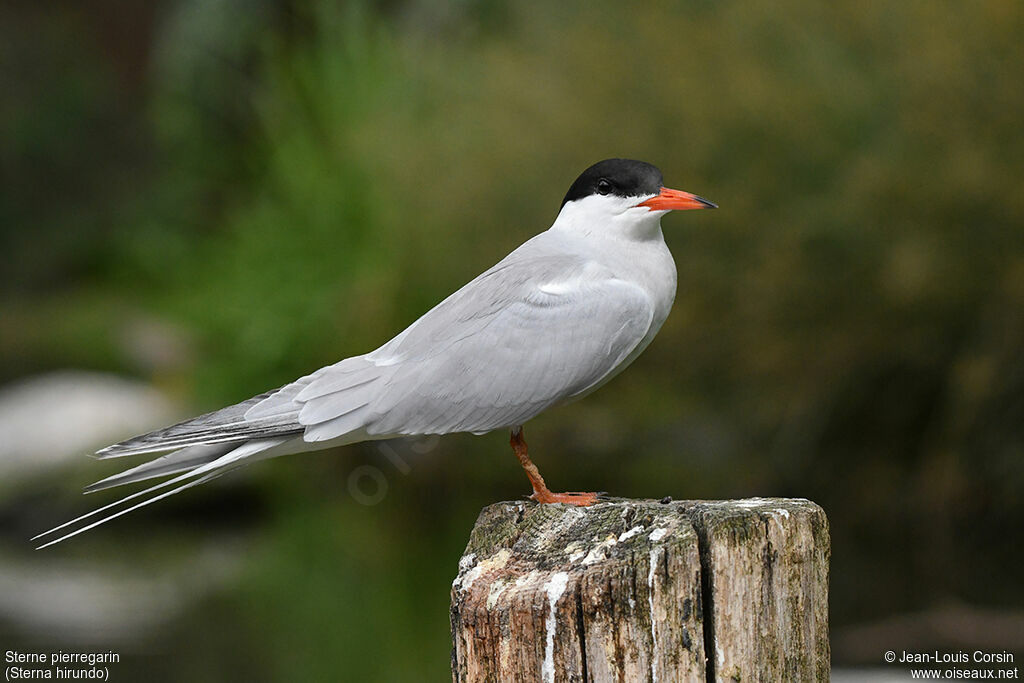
xmin=554 ymin=158 xmax=715 ymax=239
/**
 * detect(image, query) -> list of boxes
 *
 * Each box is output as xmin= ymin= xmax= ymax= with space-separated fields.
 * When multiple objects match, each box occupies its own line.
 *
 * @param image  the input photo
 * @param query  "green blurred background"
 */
xmin=2 ymin=0 xmax=1022 ymax=679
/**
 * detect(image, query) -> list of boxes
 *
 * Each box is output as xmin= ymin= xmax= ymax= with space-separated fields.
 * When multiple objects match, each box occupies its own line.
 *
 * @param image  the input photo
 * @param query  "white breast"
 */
xmin=542 ymin=197 xmax=679 ymax=387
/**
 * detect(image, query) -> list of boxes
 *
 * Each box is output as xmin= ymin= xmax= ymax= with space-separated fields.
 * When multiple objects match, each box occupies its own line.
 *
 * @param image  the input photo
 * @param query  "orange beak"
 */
xmin=637 ymin=187 xmax=717 ymax=211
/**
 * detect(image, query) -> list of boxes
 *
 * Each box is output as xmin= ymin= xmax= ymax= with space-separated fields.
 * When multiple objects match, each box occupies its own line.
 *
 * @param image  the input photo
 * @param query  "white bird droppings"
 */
xmin=486 ymin=580 xmax=508 ymax=610
xmin=514 ymin=570 xmax=540 ymax=588
xmin=452 ymin=553 xmax=477 ymax=588
xmin=617 ymin=525 xmax=644 ymax=542
xmin=581 ymin=534 xmax=618 ymax=566
xmin=648 ymin=546 xmax=662 ymax=683
xmin=454 ymin=549 xmax=510 ymax=593
xmin=458 ymin=553 xmax=477 ymax=571
xmin=564 ymin=541 xmax=586 ymax=563
xmin=542 ymin=572 xmax=570 ymax=683
xmin=649 ymin=527 xmax=669 ymax=542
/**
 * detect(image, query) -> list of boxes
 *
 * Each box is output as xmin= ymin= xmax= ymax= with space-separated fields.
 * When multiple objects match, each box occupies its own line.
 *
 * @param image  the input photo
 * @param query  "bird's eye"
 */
xmin=596 ymin=179 xmax=613 ymax=195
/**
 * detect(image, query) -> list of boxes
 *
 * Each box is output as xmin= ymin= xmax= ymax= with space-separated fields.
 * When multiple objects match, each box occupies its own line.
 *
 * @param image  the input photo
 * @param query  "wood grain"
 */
xmin=450 ymin=498 xmax=829 ymax=682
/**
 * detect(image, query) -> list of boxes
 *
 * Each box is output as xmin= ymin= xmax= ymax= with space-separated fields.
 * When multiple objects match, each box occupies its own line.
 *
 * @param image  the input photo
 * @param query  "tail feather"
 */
xmin=35 ymin=438 xmax=287 ymax=548
xmin=84 ymin=443 xmax=236 ymax=493
xmin=36 ymin=469 xmax=233 ymax=550
xmin=37 ymin=364 xmax=381 ymax=547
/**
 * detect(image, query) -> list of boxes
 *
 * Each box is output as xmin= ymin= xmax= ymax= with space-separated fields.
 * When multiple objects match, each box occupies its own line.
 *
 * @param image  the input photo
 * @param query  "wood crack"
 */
xmin=450 ymin=498 xmax=829 ymax=682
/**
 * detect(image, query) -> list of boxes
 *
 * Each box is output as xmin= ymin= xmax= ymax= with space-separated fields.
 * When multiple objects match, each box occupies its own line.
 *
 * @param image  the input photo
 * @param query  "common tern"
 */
xmin=36 ymin=158 xmax=715 ymax=547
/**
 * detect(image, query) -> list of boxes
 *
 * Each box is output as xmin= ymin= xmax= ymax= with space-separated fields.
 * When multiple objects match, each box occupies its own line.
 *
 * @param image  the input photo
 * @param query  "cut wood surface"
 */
xmin=450 ymin=497 xmax=829 ymax=683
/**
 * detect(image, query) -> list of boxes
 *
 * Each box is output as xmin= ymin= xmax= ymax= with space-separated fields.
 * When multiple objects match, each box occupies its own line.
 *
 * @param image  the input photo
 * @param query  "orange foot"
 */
xmin=530 ymin=490 xmax=599 ymax=506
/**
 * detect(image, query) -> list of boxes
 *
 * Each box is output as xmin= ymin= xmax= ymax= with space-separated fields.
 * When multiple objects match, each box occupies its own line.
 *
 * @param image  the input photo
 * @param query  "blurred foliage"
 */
xmin=1 ymin=0 xmax=1023 ymax=678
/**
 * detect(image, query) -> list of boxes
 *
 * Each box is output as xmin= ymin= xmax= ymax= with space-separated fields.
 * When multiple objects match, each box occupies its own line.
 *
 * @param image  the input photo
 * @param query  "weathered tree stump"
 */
xmin=450 ymin=497 xmax=829 ymax=682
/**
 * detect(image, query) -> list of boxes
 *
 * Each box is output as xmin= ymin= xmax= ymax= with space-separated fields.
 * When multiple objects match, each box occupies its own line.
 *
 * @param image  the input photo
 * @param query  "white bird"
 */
xmin=35 ymin=158 xmax=715 ymax=548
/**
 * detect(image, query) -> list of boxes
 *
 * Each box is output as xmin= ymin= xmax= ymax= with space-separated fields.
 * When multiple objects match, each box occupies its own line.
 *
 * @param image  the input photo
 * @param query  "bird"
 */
xmin=35 ymin=158 xmax=715 ymax=548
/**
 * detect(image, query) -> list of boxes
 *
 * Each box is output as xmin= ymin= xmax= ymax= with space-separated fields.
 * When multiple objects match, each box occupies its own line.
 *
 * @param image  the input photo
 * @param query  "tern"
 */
xmin=35 ymin=158 xmax=715 ymax=548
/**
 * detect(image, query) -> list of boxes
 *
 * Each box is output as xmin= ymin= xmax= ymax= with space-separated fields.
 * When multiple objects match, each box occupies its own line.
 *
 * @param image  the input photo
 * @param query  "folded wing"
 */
xmin=291 ymin=248 xmax=655 ymax=441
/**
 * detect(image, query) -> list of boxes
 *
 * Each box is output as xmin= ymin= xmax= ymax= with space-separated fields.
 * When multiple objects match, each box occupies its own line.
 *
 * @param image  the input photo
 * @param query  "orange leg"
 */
xmin=510 ymin=427 xmax=598 ymax=506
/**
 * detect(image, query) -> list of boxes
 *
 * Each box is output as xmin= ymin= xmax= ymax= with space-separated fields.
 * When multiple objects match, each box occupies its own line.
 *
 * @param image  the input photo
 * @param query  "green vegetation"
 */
xmin=2 ymin=0 xmax=1021 ymax=678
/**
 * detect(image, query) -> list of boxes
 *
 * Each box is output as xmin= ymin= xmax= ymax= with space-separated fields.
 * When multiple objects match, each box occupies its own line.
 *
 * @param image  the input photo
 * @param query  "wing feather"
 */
xmin=355 ymin=252 xmax=654 ymax=437
xmin=221 ymin=234 xmax=654 ymax=445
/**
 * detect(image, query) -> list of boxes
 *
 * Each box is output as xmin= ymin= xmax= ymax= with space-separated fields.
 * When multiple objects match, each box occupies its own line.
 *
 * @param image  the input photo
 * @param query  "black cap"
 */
xmin=560 ymin=159 xmax=664 ymax=208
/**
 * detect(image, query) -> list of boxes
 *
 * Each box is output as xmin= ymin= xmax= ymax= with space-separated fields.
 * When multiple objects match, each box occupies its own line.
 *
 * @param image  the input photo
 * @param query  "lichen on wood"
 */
xmin=450 ymin=497 xmax=829 ymax=683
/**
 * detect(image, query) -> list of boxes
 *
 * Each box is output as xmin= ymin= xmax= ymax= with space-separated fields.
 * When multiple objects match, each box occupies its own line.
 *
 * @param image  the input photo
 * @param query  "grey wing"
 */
xmin=293 ymin=254 xmax=655 ymax=441
xmin=99 ymin=250 xmax=654 ymax=457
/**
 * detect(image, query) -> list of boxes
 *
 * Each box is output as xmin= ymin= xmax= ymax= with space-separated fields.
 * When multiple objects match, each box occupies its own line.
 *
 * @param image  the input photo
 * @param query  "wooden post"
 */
xmin=450 ymin=497 xmax=829 ymax=682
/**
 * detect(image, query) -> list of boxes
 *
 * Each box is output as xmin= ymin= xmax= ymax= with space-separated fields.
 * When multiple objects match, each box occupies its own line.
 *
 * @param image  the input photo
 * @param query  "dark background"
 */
xmin=1 ymin=0 xmax=1022 ymax=679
